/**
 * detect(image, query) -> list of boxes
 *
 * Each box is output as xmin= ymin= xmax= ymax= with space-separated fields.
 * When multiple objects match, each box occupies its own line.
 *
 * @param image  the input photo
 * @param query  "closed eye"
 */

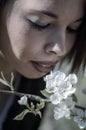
xmin=67 ymin=20 xmax=83 ymax=34
xmin=67 ymin=23 xmax=82 ymax=34
xmin=67 ymin=26 xmax=80 ymax=33
xmin=28 ymin=20 xmax=50 ymax=30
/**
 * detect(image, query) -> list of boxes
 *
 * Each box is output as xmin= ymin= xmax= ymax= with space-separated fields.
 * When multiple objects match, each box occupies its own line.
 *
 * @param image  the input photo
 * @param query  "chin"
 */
xmin=19 ymin=71 xmax=46 ymax=79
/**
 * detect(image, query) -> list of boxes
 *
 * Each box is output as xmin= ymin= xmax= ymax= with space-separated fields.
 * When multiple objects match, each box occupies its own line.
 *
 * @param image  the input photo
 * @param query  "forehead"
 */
xmin=18 ymin=0 xmax=84 ymax=8
xmin=14 ymin=0 xmax=84 ymax=19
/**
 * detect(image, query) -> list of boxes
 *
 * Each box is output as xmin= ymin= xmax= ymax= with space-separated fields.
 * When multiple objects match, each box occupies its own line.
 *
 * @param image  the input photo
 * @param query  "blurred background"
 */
xmin=38 ymin=61 xmax=86 ymax=130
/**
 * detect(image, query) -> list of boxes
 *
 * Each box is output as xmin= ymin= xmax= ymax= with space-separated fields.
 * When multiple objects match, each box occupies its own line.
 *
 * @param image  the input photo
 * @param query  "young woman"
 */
xmin=0 ymin=0 xmax=86 ymax=130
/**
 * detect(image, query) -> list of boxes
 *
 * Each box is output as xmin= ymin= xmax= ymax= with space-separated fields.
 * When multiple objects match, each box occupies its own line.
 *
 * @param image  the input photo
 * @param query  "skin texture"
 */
xmin=0 ymin=0 xmax=84 ymax=78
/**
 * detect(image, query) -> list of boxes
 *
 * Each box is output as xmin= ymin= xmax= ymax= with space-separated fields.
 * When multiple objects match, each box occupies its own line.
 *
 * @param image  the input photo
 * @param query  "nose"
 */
xmin=44 ymin=29 xmax=66 ymax=57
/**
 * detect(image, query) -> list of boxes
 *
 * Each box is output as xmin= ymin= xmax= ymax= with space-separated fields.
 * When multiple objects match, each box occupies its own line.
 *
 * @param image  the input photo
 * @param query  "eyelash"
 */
xmin=28 ymin=20 xmax=80 ymax=33
xmin=67 ymin=26 xmax=80 ymax=34
xmin=28 ymin=20 xmax=50 ymax=30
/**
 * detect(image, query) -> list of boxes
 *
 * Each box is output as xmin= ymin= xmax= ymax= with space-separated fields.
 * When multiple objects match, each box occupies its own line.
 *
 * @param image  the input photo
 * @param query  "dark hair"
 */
xmin=0 ymin=0 xmax=5 ymax=6
xmin=67 ymin=1 xmax=86 ymax=73
xmin=0 ymin=0 xmax=86 ymax=73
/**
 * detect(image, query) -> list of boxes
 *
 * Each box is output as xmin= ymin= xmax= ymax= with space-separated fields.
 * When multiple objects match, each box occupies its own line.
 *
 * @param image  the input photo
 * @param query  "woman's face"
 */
xmin=0 ymin=0 xmax=84 ymax=78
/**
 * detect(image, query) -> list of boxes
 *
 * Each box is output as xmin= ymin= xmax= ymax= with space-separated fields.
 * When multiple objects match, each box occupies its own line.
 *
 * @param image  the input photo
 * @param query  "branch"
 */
xmin=0 ymin=89 xmax=50 ymax=103
xmin=0 ymin=90 xmax=86 ymax=111
xmin=75 ymin=104 xmax=86 ymax=110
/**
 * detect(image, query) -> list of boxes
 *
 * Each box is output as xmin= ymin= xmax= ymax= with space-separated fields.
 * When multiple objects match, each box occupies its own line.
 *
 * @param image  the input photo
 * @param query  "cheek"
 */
xmin=8 ymin=27 xmax=45 ymax=61
xmin=7 ymin=15 xmax=50 ymax=60
xmin=7 ymin=19 xmax=30 ymax=59
xmin=66 ymin=34 xmax=76 ymax=53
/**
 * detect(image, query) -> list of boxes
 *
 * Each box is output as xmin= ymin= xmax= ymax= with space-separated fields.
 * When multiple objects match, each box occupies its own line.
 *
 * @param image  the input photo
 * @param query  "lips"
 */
xmin=31 ymin=61 xmax=57 ymax=73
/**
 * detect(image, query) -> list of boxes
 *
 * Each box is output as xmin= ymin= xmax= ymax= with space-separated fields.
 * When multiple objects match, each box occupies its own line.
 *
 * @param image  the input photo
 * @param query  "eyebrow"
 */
xmin=40 ymin=10 xmax=58 ymax=19
xmin=39 ymin=10 xmax=83 ymax=22
xmin=31 ymin=10 xmax=84 ymax=23
xmin=74 ymin=17 xmax=84 ymax=23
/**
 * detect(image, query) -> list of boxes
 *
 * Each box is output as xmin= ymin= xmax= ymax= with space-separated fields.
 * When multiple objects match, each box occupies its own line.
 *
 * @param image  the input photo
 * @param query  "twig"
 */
xmin=75 ymin=104 xmax=86 ymax=110
xmin=0 ymin=89 xmax=50 ymax=103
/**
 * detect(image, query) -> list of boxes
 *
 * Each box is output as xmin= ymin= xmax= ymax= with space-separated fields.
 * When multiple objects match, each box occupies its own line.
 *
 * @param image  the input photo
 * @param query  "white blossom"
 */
xmin=54 ymin=102 xmax=71 ymax=120
xmin=74 ymin=109 xmax=86 ymax=129
xmin=43 ymin=70 xmax=80 ymax=128
xmin=44 ymin=71 xmax=66 ymax=87
xmin=53 ymin=97 xmax=75 ymax=120
xmin=66 ymin=74 xmax=78 ymax=85
xmin=18 ymin=95 xmax=28 ymax=105
xmin=50 ymin=92 xmax=63 ymax=104
xmin=44 ymin=71 xmax=76 ymax=100
xmin=65 ymin=97 xmax=75 ymax=110
xmin=44 ymin=71 xmax=66 ymax=93
xmin=57 ymin=81 xmax=76 ymax=99
xmin=50 ymin=82 xmax=76 ymax=105
xmin=45 ymin=80 xmax=58 ymax=93
xmin=54 ymin=107 xmax=66 ymax=120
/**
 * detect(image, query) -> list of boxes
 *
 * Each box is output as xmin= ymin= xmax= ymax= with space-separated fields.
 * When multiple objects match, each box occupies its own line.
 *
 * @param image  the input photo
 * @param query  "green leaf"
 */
xmin=72 ymin=94 xmax=78 ymax=103
xmin=37 ymin=101 xmax=45 ymax=110
xmin=41 ymin=90 xmax=52 ymax=98
xmin=13 ymin=109 xmax=29 ymax=120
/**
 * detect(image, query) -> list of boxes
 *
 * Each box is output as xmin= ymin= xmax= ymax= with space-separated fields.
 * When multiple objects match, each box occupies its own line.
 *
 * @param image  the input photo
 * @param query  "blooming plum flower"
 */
xmin=54 ymin=102 xmax=71 ymax=120
xmin=74 ymin=109 xmax=86 ymax=129
xmin=50 ymin=81 xmax=76 ymax=105
xmin=44 ymin=71 xmax=66 ymax=93
xmin=66 ymin=74 xmax=78 ymax=85
xmin=43 ymin=70 xmax=79 ymax=128
xmin=45 ymin=80 xmax=58 ymax=93
xmin=65 ymin=97 xmax=75 ymax=110
xmin=57 ymin=81 xmax=76 ymax=99
xmin=44 ymin=71 xmax=66 ymax=87
xmin=53 ymin=97 xmax=75 ymax=120
xmin=50 ymin=92 xmax=63 ymax=104
xmin=44 ymin=71 xmax=66 ymax=82
xmin=18 ymin=95 xmax=28 ymax=105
